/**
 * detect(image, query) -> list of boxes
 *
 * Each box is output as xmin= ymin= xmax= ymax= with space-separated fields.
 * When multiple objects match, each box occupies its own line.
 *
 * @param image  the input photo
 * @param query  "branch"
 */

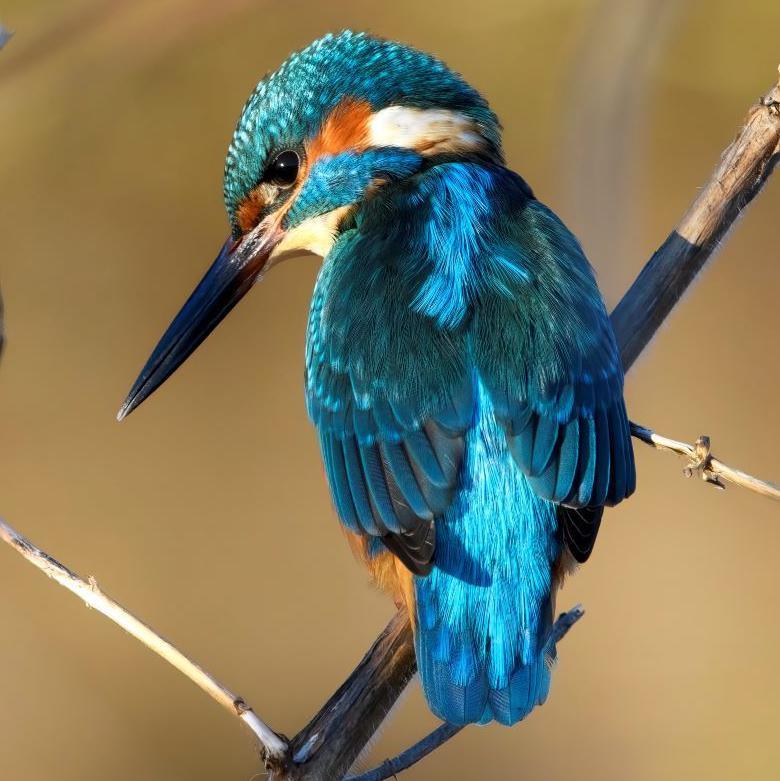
xmin=344 ymin=606 xmax=584 ymax=781
xmin=612 ymin=69 xmax=780 ymax=372
xmin=0 ymin=518 xmax=289 ymax=769
xmin=281 ymin=609 xmax=417 ymax=780
xmin=630 ymin=422 xmax=780 ymax=500
xmin=345 ymin=723 xmax=463 ymax=781
xmin=279 ymin=69 xmax=780 ymax=780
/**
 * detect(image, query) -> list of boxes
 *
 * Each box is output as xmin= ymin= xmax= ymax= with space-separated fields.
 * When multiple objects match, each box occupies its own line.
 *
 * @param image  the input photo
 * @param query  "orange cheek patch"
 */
xmin=235 ymin=186 xmax=270 ymax=234
xmin=307 ymin=97 xmax=373 ymax=163
xmin=235 ymin=98 xmax=372 ymax=235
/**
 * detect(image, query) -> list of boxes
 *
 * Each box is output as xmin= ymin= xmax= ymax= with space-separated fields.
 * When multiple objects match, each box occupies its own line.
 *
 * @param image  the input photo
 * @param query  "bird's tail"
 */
xmin=411 ymin=379 xmax=560 ymax=726
xmin=414 ymin=585 xmax=555 ymax=726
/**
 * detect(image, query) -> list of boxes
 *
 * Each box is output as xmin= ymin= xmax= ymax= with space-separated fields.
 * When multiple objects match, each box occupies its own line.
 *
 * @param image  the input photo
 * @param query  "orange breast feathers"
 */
xmin=345 ymin=531 xmax=416 ymax=623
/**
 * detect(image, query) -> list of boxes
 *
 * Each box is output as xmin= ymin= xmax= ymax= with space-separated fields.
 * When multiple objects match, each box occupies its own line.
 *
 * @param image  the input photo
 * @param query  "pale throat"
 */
xmin=268 ymin=206 xmax=353 ymax=263
xmin=268 ymin=106 xmax=495 ymax=262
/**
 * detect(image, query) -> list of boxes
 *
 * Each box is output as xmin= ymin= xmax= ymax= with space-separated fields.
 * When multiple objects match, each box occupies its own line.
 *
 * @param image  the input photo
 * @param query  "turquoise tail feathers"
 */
xmin=415 ymin=588 xmax=555 ymax=726
xmin=412 ymin=381 xmax=561 ymax=726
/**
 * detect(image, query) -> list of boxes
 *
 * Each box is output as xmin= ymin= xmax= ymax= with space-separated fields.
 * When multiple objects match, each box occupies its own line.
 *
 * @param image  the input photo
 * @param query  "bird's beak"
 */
xmin=117 ymin=216 xmax=284 ymax=421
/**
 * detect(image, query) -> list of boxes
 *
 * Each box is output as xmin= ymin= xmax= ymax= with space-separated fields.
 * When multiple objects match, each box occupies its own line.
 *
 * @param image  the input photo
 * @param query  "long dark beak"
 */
xmin=117 ymin=218 xmax=284 ymax=421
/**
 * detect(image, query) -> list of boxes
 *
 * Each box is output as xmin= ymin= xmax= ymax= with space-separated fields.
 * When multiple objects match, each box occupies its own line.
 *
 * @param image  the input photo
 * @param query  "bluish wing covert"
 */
xmin=473 ymin=199 xmax=635 ymax=561
xmin=305 ymin=211 xmax=473 ymax=574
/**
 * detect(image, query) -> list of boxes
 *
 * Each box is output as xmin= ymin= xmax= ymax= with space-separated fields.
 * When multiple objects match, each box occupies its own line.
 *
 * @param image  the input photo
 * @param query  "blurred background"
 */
xmin=1 ymin=1 xmax=779 ymax=779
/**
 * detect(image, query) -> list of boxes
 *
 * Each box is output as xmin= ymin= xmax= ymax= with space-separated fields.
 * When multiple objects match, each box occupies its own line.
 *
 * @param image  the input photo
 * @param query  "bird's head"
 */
xmin=118 ymin=31 xmax=501 ymax=420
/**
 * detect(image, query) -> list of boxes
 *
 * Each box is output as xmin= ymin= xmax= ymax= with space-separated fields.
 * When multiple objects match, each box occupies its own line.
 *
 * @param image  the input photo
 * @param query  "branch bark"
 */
xmin=273 ymin=70 xmax=780 ymax=780
xmin=282 ymin=609 xmax=417 ymax=780
xmin=612 ymin=71 xmax=780 ymax=371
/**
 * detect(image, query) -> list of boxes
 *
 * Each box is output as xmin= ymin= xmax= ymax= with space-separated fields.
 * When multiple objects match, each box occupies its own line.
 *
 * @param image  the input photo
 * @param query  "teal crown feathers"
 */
xmin=223 ymin=31 xmax=502 ymax=226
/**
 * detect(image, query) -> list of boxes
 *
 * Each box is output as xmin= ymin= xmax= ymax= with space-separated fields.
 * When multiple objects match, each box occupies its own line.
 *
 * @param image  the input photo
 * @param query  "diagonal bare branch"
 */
xmin=612 ymin=70 xmax=780 ymax=372
xmin=0 ymin=517 xmax=289 ymax=767
xmin=281 ymin=609 xmax=417 ymax=780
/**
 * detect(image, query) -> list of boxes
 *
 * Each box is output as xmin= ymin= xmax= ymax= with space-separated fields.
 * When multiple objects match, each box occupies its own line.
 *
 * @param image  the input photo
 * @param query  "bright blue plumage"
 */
xmin=306 ymin=159 xmax=634 ymax=724
xmin=121 ymin=31 xmax=636 ymax=730
xmin=416 ymin=380 xmax=559 ymax=725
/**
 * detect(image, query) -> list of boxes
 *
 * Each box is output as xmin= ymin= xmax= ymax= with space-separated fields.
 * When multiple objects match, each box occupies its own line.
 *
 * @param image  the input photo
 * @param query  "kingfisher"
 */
xmin=118 ymin=31 xmax=635 ymax=727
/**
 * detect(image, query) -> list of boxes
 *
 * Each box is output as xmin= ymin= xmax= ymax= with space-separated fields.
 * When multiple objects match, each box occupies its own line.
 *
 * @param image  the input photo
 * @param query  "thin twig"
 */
xmin=344 ymin=606 xmax=584 ymax=781
xmin=344 ymin=723 xmax=464 ymax=781
xmin=282 ymin=70 xmax=780 ymax=780
xmin=0 ymin=517 xmax=289 ymax=768
xmin=550 ymin=603 xmax=586 ymax=643
xmin=630 ymin=422 xmax=780 ymax=500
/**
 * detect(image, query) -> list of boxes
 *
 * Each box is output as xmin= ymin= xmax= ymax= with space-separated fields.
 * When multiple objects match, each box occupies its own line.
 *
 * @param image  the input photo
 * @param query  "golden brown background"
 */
xmin=1 ymin=1 xmax=779 ymax=779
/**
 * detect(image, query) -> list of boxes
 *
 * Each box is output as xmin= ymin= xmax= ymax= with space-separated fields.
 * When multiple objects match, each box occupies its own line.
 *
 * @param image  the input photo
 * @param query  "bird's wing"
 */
xmin=473 ymin=198 xmax=635 ymax=563
xmin=305 ymin=213 xmax=472 ymax=575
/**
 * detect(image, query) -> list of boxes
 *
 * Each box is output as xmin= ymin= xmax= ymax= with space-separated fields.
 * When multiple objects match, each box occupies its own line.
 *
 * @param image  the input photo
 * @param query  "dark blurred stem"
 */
xmin=274 ymin=71 xmax=780 ymax=781
xmin=564 ymin=0 xmax=681 ymax=271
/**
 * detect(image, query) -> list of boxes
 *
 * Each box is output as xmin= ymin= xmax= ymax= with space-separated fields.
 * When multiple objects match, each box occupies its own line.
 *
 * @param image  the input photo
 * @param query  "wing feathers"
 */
xmin=530 ymin=415 xmax=559 ymax=477
xmin=342 ymin=436 xmax=382 ymax=534
xmin=553 ymin=417 xmax=579 ymax=502
xmin=308 ymin=172 xmax=635 ymax=572
xmin=591 ymin=407 xmax=611 ymax=507
xmin=322 ymin=434 xmax=360 ymax=533
xmin=381 ymin=440 xmax=434 ymax=524
xmin=403 ymin=429 xmax=449 ymax=488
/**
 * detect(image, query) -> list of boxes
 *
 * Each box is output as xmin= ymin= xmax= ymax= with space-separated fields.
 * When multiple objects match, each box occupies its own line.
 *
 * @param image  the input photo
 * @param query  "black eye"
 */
xmin=266 ymin=150 xmax=300 ymax=187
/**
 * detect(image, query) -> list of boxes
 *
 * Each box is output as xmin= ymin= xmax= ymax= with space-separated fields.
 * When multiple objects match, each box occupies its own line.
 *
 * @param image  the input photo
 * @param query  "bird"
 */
xmin=118 ymin=31 xmax=635 ymax=727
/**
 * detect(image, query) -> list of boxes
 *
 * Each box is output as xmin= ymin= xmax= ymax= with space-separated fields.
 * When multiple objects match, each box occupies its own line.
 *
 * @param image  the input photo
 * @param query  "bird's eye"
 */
xmin=267 ymin=150 xmax=300 ymax=187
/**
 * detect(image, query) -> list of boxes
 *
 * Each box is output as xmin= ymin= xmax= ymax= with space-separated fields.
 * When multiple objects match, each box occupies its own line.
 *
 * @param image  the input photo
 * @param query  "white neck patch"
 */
xmin=367 ymin=106 xmax=491 ymax=156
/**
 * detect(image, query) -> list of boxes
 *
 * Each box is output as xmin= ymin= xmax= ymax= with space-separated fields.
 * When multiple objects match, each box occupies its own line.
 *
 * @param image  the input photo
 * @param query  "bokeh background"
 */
xmin=1 ymin=1 xmax=779 ymax=779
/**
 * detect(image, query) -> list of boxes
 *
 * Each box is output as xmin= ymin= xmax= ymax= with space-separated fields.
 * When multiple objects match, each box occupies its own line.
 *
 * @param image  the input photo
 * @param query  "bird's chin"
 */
xmin=269 ymin=206 xmax=355 ymax=263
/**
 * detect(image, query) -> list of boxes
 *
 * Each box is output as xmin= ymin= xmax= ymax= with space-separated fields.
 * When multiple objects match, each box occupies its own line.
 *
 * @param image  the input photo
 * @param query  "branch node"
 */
xmin=760 ymin=66 xmax=780 ymax=113
xmin=682 ymin=435 xmax=726 ymax=489
xmin=762 ymin=92 xmax=780 ymax=115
